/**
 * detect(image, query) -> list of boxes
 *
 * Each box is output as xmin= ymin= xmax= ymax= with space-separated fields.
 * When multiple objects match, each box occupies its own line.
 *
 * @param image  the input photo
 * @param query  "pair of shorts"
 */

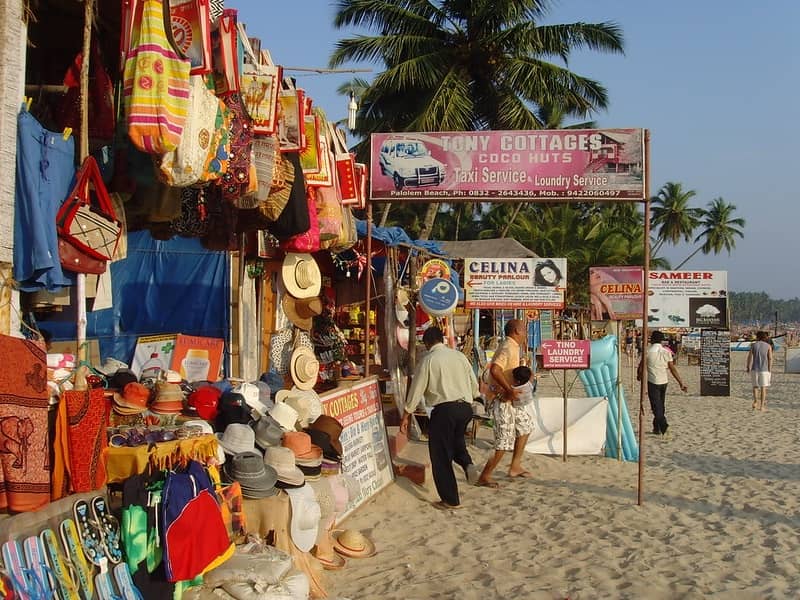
xmin=751 ymin=371 xmax=771 ymax=387
xmin=492 ymin=401 xmax=534 ymax=452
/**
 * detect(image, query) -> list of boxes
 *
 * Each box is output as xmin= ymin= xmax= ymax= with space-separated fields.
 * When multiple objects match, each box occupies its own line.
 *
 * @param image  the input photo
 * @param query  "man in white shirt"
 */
xmin=400 ymin=327 xmax=480 ymax=509
xmin=637 ymin=330 xmax=687 ymax=436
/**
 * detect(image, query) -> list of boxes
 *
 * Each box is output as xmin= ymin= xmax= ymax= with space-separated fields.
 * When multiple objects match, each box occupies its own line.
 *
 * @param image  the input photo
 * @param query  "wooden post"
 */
xmin=638 ymin=130 xmax=651 ymax=506
xmin=364 ymin=202 xmax=373 ymax=377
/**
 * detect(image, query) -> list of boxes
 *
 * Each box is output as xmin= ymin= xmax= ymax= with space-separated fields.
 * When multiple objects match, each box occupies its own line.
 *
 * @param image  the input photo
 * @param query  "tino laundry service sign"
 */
xmin=370 ymin=129 xmax=645 ymax=201
xmin=464 ymin=258 xmax=567 ymax=309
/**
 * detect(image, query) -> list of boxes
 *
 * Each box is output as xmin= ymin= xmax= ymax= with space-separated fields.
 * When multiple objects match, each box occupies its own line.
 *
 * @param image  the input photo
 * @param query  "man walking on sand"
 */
xmin=477 ymin=319 xmax=534 ymax=488
xmin=400 ymin=327 xmax=480 ymax=510
xmin=638 ymin=330 xmax=687 ymax=436
xmin=747 ymin=331 xmax=773 ymax=411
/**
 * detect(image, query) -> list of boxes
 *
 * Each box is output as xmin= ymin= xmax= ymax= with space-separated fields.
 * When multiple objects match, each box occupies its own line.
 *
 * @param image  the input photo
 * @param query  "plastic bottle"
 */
xmin=140 ymin=352 xmax=164 ymax=381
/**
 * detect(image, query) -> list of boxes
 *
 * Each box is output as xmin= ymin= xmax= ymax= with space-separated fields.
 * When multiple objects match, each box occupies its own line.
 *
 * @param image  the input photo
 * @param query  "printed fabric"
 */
xmin=62 ymin=387 xmax=108 ymax=493
xmin=0 ymin=335 xmax=51 ymax=511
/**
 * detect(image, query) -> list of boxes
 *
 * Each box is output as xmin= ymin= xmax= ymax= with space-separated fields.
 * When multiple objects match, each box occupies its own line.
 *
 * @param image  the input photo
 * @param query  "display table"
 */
xmin=106 ymin=434 xmax=219 ymax=483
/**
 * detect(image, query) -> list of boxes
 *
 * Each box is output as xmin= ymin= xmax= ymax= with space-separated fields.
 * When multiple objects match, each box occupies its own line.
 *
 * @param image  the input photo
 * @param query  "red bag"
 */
xmin=58 ymin=238 xmax=107 ymax=274
xmin=280 ymin=187 xmax=320 ymax=253
xmin=211 ymin=9 xmax=240 ymax=95
xmin=170 ymin=0 xmax=213 ymax=75
xmin=56 ymin=157 xmax=122 ymax=262
xmin=330 ymin=124 xmax=358 ymax=205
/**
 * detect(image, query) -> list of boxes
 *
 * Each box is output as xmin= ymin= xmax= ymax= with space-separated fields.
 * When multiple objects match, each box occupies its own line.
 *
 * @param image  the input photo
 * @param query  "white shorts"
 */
xmin=751 ymin=371 xmax=771 ymax=387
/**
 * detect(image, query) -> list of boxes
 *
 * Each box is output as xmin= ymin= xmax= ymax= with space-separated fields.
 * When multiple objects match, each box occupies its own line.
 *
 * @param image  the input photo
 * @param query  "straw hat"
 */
xmin=289 ymin=347 xmax=319 ymax=391
xmin=282 ymin=253 xmax=321 ymax=299
xmin=285 ymin=484 xmax=322 ymax=552
xmin=282 ymin=295 xmax=323 ymax=331
xmin=150 ymin=382 xmax=185 ymax=414
xmin=269 ymin=400 xmax=299 ymax=431
xmin=263 ymin=446 xmax=305 ymax=487
xmin=216 ymin=423 xmax=256 ymax=456
xmin=333 ymin=530 xmax=376 ymax=558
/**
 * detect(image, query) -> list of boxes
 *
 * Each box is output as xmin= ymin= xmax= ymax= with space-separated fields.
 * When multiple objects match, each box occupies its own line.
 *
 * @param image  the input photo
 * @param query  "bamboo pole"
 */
xmin=364 ymin=202 xmax=373 ymax=377
xmin=76 ymin=0 xmax=95 ymax=363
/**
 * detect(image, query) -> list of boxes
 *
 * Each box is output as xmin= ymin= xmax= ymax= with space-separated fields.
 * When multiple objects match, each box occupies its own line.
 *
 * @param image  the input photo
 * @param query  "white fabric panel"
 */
xmin=525 ymin=396 xmax=608 ymax=456
xmin=239 ymin=274 xmax=259 ymax=381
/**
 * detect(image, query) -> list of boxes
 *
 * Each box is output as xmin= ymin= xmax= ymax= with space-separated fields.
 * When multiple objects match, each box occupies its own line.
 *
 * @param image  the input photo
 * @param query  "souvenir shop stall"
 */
xmin=2 ymin=0 xmax=382 ymax=597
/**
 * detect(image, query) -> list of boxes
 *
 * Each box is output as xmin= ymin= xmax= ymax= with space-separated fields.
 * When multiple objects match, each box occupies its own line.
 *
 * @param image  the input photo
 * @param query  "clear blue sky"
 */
xmin=236 ymin=1 xmax=800 ymax=300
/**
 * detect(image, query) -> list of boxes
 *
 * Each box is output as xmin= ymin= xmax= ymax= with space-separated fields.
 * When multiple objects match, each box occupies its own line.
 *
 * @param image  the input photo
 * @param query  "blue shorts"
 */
xmin=13 ymin=110 xmax=75 ymax=291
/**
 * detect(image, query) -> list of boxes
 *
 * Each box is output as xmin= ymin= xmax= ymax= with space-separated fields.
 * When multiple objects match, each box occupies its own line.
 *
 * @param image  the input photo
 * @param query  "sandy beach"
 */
xmin=327 ymin=351 xmax=800 ymax=599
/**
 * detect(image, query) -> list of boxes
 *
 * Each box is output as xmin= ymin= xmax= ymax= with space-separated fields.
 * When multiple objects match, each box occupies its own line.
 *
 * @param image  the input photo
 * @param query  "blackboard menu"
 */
xmin=700 ymin=329 xmax=730 ymax=396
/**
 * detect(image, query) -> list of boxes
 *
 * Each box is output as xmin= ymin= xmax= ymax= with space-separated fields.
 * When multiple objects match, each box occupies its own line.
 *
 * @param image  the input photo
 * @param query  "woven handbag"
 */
xmin=56 ymin=157 xmax=121 ymax=262
xmin=238 ymin=23 xmax=281 ymax=135
xmin=123 ymin=0 xmax=191 ymax=153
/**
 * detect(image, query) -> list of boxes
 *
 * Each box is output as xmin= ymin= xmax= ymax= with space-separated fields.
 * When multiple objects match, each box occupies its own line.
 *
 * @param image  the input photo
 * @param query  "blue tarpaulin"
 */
xmin=39 ymin=231 xmax=230 ymax=366
xmin=355 ymin=220 xmax=445 ymax=255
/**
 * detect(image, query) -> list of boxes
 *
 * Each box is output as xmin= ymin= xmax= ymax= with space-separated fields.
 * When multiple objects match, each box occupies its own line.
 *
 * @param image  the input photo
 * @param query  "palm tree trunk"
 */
xmin=379 ymin=203 xmax=391 ymax=227
xmin=418 ymin=202 xmax=439 ymax=240
xmin=500 ymin=203 xmax=524 ymax=238
xmin=674 ymin=245 xmax=704 ymax=270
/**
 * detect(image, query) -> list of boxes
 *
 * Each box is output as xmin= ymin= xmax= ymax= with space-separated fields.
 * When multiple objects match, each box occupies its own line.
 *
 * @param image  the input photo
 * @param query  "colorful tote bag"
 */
xmin=278 ymin=79 xmax=303 ymax=152
xmin=238 ymin=23 xmax=281 ymax=135
xmin=157 ymin=75 xmax=221 ymax=186
xmin=123 ymin=0 xmax=191 ymax=153
xmin=211 ymin=8 xmax=240 ymax=95
xmin=219 ymin=92 xmax=253 ymax=202
xmin=316 ymin=184 xmax=343 ymax=250
xmin=170 ymin=0 xmax=213 ymax=75
xmin=330 ymin=124 xmax=359 ymax=205
xmin=305 ymin=112 xmax=334 ymax=187
xmin=280 ymin=186 xmax=320 ymax=253
xmin=299 ymin=115 xmax=322 ymax=175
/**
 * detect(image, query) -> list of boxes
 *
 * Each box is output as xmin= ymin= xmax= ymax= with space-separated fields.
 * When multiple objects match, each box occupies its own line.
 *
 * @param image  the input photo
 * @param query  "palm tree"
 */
xmin=650 ymin=182 xmax=703 ymax=259
xmin=330 ymin=0 xmax=625 ymax=238
xmin=674 ymin=197 xmax=745 ymax=269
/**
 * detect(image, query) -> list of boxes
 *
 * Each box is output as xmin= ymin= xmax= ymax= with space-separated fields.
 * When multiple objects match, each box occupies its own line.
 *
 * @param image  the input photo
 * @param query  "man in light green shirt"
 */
xmin=400 ymin=327 xmax=479 ymax=509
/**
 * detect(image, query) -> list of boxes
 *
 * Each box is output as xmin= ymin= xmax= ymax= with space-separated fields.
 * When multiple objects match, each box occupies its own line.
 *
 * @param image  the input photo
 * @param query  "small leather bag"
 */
xmin=56 ymin=157 xmax=122 ymax=262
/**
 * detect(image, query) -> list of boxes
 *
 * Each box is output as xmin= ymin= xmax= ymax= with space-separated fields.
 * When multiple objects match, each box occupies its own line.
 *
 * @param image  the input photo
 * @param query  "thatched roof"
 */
xmin=438 ymin=238 xmax=538 ymax=259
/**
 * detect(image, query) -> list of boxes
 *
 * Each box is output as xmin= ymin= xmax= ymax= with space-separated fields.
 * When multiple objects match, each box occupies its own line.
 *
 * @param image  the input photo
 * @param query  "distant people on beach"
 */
xmin=746 ymin=330 xmax=773 ymax=411
xmin=638 ymin=330 xmax=688 ymax=436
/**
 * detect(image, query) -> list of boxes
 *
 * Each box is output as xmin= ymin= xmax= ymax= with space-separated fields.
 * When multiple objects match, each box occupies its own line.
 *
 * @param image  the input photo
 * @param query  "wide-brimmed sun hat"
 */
xmin=283 ymin=431 xmax=322 ymax=461
xmin=333 ymin=529 xmax=376 ymax=558
xmin=269 ymin=400 xmax=300 ymax=431
xmin=254 ymin=414 xmax=285 ymax=449
xmin=282 ymin=253 xmax=321 ymax=299
xmin=216 ymin=423 xmax=256 ymax=455
xmin=289 ymin=347 xmax=319 ymax=391
xmin=282 ymin=295 xmax=323 ymax=331
xmin=224 ymin=452 xmax=278 ymax=499
xmin=286 ymin=484 xmax=322 ymax=552
xmin=112 ymin=382 xmax=150 ymax=415
xmin=263 ymin=446 xmax=305 ymax=487
xmin=276 ymin=388 xmax=322 ymax=429
xmin=308 ymin=415 xmax=343 ymax=458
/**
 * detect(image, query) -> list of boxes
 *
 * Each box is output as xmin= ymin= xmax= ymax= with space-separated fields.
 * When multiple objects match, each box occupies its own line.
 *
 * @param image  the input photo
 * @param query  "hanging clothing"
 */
xmin=13 ymin=110 xmax=75 ymax=292
xmin=0 ymin=334 xmax=51 ymax=511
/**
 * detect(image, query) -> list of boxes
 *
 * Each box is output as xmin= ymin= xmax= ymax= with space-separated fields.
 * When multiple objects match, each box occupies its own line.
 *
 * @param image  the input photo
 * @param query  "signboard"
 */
xmin=321 ymin=378 xmax=394 ymax=519
xmin=464 ymin=258 xmax=566 ymax=309
xmin=541 ymin=340 xmax=591 ymax=369
xmin=131 ymin=334 xmax=177 ymax=378
xmin=647 ymin=271 xmax=728 ymax=329
xmin=170 ymin=334 xmax=225 ymax=381
xmin=370 ymin=129 xmax=646 ymax=201
xmin=589 ymin=266 xmax=643 ymax=320
xmin=700 ymin=330 xmax=730 ymax=396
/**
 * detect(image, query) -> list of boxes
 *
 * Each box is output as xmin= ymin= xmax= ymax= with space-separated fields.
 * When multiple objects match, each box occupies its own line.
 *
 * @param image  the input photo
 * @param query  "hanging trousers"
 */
xmin=428 ymin=400 xmax=474 ymax=506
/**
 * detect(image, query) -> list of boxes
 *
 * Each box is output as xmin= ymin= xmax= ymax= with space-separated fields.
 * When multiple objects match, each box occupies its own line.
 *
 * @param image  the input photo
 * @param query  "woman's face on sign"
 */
xmin=540 ymin=266 xmax=558 ymax=284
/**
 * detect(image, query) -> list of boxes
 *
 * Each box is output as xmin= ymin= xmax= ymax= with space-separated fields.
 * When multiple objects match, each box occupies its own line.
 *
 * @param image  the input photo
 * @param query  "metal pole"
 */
xmin=562 ymin=367 xmax=567 ymax=462
xmin=638 ymin=130 xmax=651 ymax=506
xmin=616 ymin=320 xmax=622 ymax=461
xmin=364 ymin=202 xmax=373 ymax=377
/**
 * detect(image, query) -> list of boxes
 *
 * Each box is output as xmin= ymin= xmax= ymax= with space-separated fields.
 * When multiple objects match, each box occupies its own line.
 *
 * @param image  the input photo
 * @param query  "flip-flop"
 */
xmin=59 ymin=518 xmax=96 ymax=600
xmin=72 ymin=500 xmax=106 ymax=567
xmin=90 ymin=496 xmax=123 ymax=565
xmin=39 ymin=528 xmax=80 ymax=600
xmin=94 ymin=571 xmax=119 ymax=600
xmin=1 ymin=539 xmax=46 ymax=600
xmin=21 ymin=537 xmax=53 ymax=600
xmin=509 ymin=471 xmax=533 ymax=478
xmin=112 ymin=563 xmax=143 ymax=600
xmin=475 ymin=480 xmax=500 ymax=488
xmin=432 ymin=501 xmax=463 ymax=510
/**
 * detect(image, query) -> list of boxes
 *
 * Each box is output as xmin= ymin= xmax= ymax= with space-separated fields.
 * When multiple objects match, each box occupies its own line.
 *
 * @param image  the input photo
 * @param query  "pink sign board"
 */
xmin=370 ymin=129 xmax=645 ymax=201
xmin=589 ymin=266 xmax=644 ymax=321
xmin=541 ymin=340 xmax=591 ymax=370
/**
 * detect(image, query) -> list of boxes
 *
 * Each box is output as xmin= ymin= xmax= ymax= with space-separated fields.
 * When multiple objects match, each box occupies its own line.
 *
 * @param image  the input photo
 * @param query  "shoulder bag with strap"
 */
xmin=123 ymin=0 xmax=192 ymax=153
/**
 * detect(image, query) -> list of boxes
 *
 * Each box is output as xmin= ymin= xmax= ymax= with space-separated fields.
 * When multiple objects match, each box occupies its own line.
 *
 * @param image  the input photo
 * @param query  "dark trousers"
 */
xmin=647 ymin=381 xmax=669 ymax=434
xmin=428 ymin=401 xmax=474 ymax=506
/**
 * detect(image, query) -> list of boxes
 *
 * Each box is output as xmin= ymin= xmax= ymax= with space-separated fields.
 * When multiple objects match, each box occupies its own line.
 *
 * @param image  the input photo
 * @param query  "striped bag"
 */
xmin=123 ymin=0 xmax=191 ymax=153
